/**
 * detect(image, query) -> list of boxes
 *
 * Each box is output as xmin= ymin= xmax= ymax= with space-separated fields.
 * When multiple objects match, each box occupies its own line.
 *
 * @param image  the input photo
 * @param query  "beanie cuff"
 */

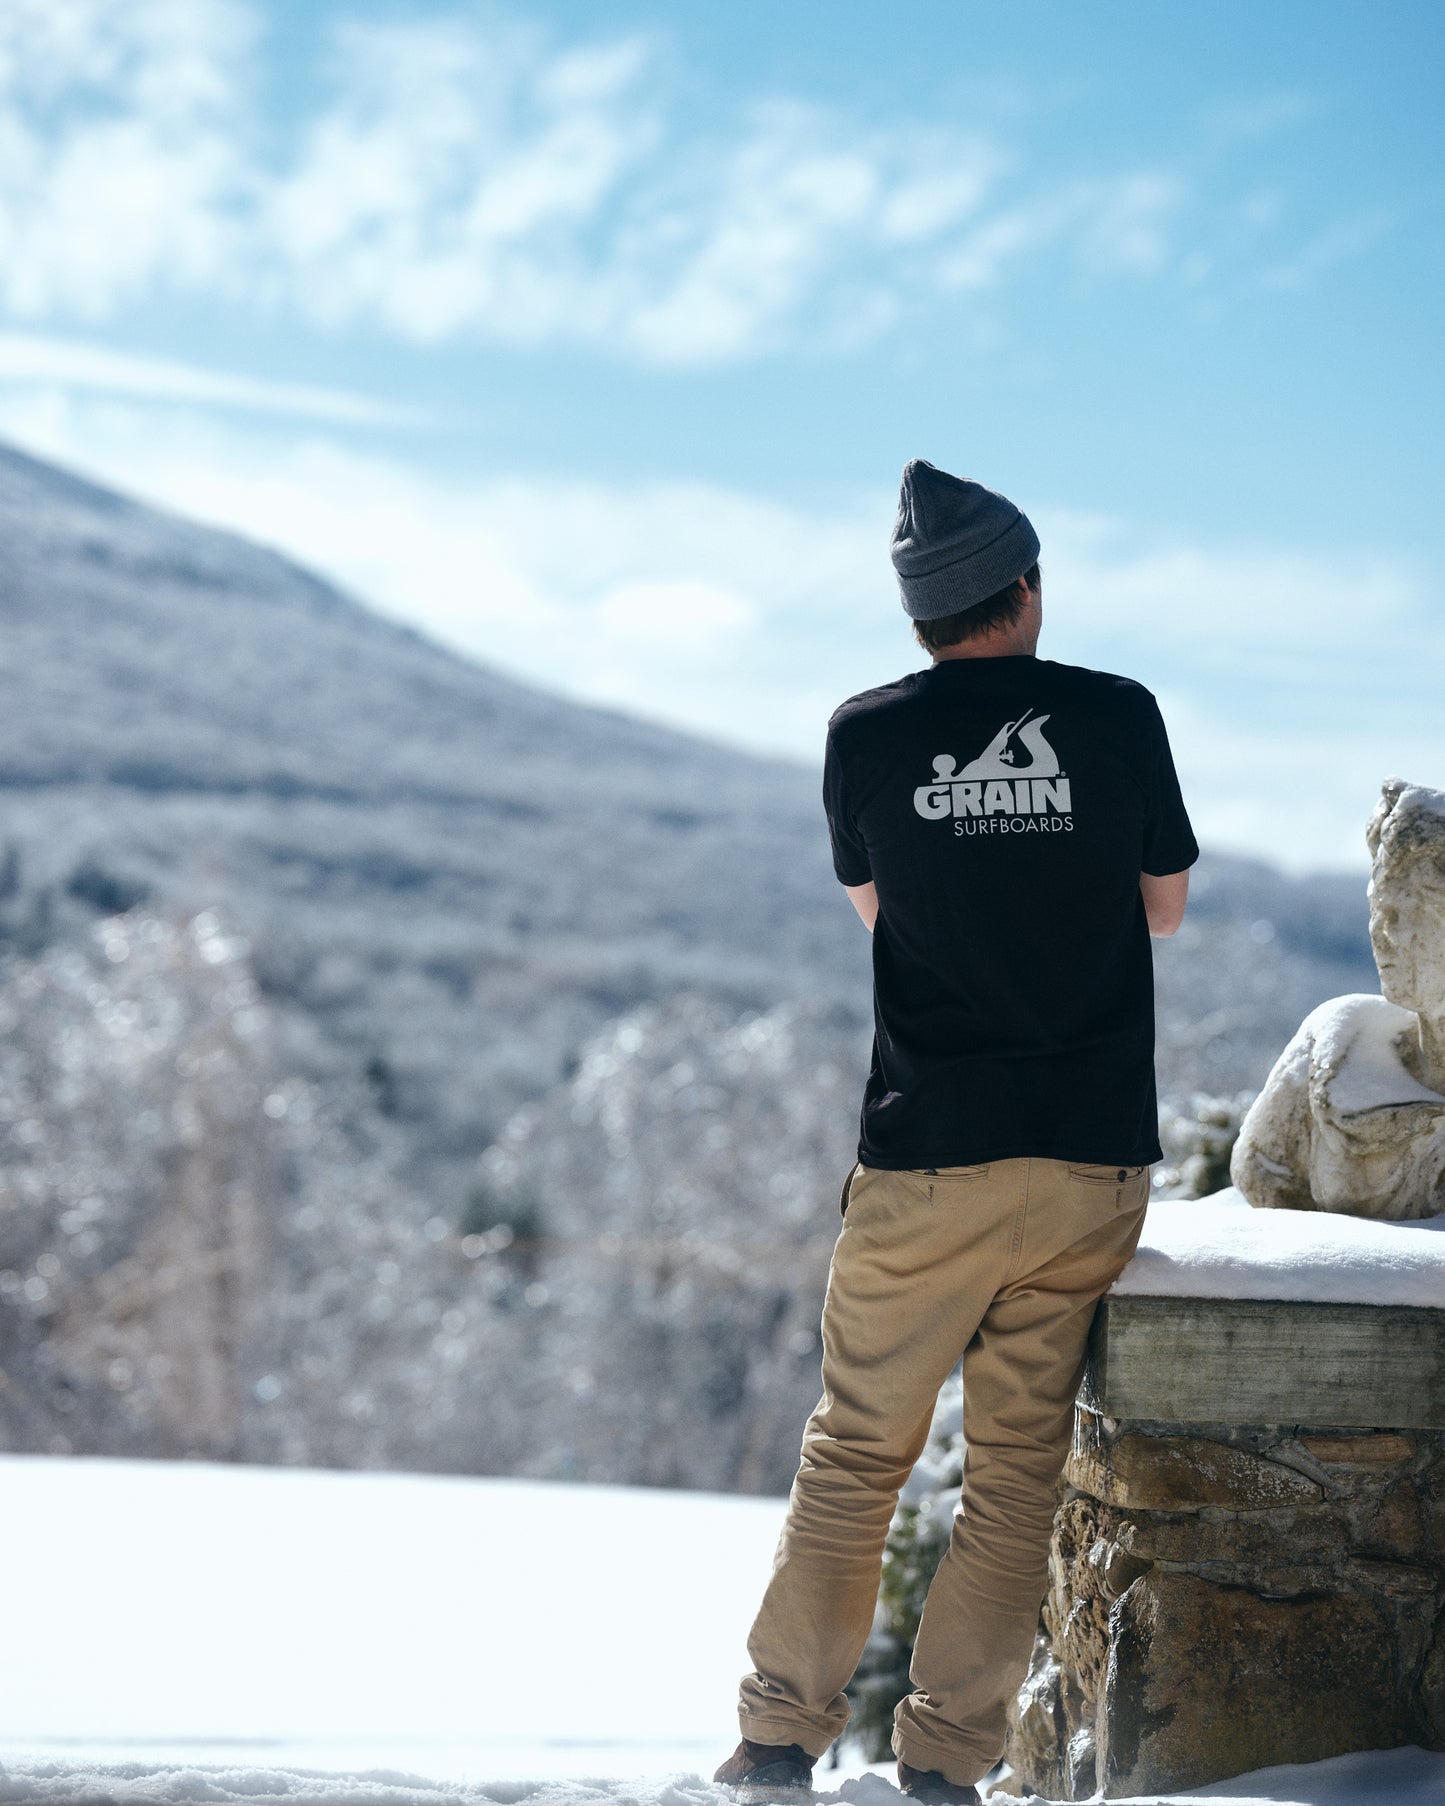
xmin=896 ymin=512 xmax=1041 ymax=621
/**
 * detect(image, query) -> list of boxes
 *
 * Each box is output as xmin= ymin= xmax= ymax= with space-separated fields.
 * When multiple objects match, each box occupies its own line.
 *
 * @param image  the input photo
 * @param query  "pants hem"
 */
xmin=892 ymin=1725 xmax=997 ymax=1789
xmin=737 ymin=1710 xmax=838 ymax=1762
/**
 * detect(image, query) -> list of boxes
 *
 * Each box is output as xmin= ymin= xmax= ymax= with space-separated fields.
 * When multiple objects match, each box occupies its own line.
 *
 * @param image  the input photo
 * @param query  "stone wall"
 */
xmin=1001 ymin=1408 xmax=1445 ymax=1799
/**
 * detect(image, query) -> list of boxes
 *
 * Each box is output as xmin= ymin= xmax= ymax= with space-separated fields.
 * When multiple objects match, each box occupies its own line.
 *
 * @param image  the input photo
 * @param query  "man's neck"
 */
xmin=931 ymin=639 xmax=1037 ymax=663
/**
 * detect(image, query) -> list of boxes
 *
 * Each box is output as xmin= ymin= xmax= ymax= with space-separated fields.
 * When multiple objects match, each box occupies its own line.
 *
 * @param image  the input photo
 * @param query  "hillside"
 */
xmin=0 ymin=436 xmax=1383 ymax=1484
xmin=0 ymin=438 xmax=872 ymax=1200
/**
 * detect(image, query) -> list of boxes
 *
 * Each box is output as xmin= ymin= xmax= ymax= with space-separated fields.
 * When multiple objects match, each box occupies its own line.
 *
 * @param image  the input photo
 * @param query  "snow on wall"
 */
xmin=1112 ymin=1188 xmax=1445 ymax=1308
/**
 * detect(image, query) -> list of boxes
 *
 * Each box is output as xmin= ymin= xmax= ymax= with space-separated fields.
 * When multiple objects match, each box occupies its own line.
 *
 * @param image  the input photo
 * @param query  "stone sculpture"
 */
xmin=1231 ymin=777 xmax=1445 ymax=1219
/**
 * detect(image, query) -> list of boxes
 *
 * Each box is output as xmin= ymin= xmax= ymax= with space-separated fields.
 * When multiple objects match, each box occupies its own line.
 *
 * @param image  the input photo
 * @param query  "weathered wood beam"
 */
xmin=1081 ymin=1296 xmax=1445 ymax=1429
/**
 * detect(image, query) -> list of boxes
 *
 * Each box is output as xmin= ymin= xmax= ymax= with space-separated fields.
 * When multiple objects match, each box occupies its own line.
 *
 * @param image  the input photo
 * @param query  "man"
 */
xmin=715 ymin=459 xmax=1198 ymax=1804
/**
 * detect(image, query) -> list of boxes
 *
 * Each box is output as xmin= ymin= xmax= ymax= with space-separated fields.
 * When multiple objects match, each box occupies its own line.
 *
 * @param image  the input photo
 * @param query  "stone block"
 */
xmin=1421 ymin=1447 xmax=1445 ymax=1546
xmin=1099 ymin=1570 xmax=1408 ymax=1797
xmin=1009 ymin=1417 xmax=1445 ymax=1797
xmin=1043 ymin=1499 xmax=1116 ymax=1707
xmin=1088 ymin=1535 xmax=1150 ymax=1602
xmin=1067 ymin=1419 xmax=1322 ymax=1511
xmin=1298 ymin=1432 xmax=1415 ymax=1466
xmin=1007 ymin=1639 xmax=1067 ymax=1803
xmin=1422 ymin=1604 xmax=1445 ymax=1749
xmin=1178 ymin=1563 xmax=1343 ymax=1598
xmin=1115 ymin=1506 xmax=1348 ymax=1568
xmin=1357 ymin=1478 xmax=1425 ymax=1561
xmin=1344 ymin=1556 xmax=1438 ymax=1599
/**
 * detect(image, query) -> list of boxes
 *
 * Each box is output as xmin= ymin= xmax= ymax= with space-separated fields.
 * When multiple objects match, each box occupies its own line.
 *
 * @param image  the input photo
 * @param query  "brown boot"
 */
xmin=714 ymin=1737 xmax=816 ymax=1791
xmin=896 ymin=1759 xmax=980 ymax=1804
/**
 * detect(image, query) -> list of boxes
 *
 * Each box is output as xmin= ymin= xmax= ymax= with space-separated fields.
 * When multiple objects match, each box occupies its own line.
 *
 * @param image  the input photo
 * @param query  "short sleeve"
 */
xmin=1142 ymin=695 xmax=1200 ymax=876
xmin=823 ymin=727 xmax=872 ymax=887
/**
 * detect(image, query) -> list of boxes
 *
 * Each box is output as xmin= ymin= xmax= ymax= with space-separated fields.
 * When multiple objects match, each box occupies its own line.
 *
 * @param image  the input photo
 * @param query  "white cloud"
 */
xmin=0 ymin=0 xmax=251 ymax=114
xmin=876 ymin=152 xmax=1001 ymax=242
xmin=937 ymin=171 xmax=1182 ymax=294
xmin=259 ymin=14 xmax=665 ymax=348
xmin=1 ymin=390 xmax=1435 ymax=874
xmin=0 ymin=330 xmax=431 ymax=425
xmin=0 ymin=0 xmax=256 ymax=317
xmin=1259 ymin=208 xmax=1397 ymax=292
xmin=0 ymin=0 xmax=1223 ymax=366
xmin=1077 ymin=173 xmax=1181 ymax=276
xmin=595 ymin=579 xmax=755 ymax=652
xmin=1036 ymin=507 xmax=1430 ymax=667
xmin=937 ymin=199 xmax=1072 ymax=293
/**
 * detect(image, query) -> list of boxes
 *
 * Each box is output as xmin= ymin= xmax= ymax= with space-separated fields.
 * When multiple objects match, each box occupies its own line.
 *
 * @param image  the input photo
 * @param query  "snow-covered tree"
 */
xmin=1154 ymin=1090 xmax=1255 ymax=1198
xmin=465 ymin=991 xmax=871 ymax=1491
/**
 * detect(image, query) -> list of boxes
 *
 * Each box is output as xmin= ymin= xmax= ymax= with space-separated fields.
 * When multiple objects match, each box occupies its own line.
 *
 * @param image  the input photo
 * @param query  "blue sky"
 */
xmin=0 ymin=0 xmax=1441 ymax=871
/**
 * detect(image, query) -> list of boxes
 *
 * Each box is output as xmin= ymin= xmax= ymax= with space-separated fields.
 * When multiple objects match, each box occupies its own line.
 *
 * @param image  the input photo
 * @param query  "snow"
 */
xmin=1304 ymin=995 xmax=1445 ymax=1114
xmin=0 ymin=1454 xmax=784 ymax=1777
xmin=1 ymin=1443 xmax=1441 ymax=1805
xmin=1111 ymin=1188 xmax=1445 ymax=1308
xmin=0 ymin=1746 xmax=1442 ymax=1806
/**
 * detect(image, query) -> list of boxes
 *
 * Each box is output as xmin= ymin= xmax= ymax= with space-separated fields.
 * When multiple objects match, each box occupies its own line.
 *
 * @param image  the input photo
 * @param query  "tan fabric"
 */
xmin=737 ymin=1155 xmax=1150 ymax=1787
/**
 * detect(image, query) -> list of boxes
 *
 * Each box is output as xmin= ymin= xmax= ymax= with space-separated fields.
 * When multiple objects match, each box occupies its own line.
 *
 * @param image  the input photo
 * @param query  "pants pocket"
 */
xmin=1067 ymin=1162 xmax=1151 ymax=1210
xmin=838 ymin=1161 xmax=862 ymax=1217
xmin=894 ymin=1162 xmax=991 ymax=1203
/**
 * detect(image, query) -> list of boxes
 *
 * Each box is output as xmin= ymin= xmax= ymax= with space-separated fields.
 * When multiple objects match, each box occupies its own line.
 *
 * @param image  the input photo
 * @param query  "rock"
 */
xmin=1020 ymin=1404 xmax=1445 ymax=1796
xmin=1064 ymin=1724 xmax=1096 ymax=1799
xmin=1115 ymin=1505 xmax=1348 ymax=1567
xmin=1421 ymin=1446 xmax=1445 ymax=1547
xmin=1067 ymin=1419 xmax=1321 ymax=1511
xmin=1421 ymin=1604 xmax=1445 ymax=1748
xmin=1021 ymin=1415 xmax=1445 ymax=1795
xmin=1043 ymin=1498 xmax=1117 ymax=1707
xmin=1358 ymin=1478 xmax=1425 ymax=1561
xmin=1006 ymin=1638 xmax=1067 ymax=1803
xmin=1299 ymin=1432 xmax=1415 ymax=1466
xmin=1099 ymin=1571 xmax=1408 ymax=1796
xmin=1344 ymin=1556 xmax=1438 ymax=1598
xmin=1088 ymin=1535 xmax=1150 ymax=1601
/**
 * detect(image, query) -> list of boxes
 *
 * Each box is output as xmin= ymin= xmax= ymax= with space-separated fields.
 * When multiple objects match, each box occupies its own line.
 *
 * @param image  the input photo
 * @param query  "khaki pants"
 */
xmin=737 ymin=1155 xmax=1150 ymax=1787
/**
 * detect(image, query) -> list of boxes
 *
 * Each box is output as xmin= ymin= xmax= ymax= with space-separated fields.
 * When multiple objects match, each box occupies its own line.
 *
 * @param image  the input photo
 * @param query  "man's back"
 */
xmin=823 ymin=652 xmax=1198 ymax=1172
xmin=720 ymin=460 xmax=1199 ymax=1804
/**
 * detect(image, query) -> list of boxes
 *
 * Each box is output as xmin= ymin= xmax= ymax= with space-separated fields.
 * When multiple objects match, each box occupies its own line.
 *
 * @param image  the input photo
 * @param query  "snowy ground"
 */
xmin=0 ymin=1454 xmax=785 ymax=1786
xmin=1 ymin=1748 xmax=1443 ymax=1806
xmin=2 ymin=1455 xmax=1442 ymax=1805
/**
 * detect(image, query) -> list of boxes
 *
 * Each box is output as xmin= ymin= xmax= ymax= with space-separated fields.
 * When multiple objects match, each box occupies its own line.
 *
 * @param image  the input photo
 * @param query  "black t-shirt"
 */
xmin=823 ymin=654 xmax=1199 ymax=1170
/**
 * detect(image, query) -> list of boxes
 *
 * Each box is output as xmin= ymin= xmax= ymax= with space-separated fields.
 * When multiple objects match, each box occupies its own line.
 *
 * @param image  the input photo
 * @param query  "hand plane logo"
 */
xmin=913 ymin=708 xmax=1074 ymax=836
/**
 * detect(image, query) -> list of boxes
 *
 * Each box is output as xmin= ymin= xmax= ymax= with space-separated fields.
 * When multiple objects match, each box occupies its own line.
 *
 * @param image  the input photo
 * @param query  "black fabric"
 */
xmin=822 ymin=654 xmax=1199 ymax=1170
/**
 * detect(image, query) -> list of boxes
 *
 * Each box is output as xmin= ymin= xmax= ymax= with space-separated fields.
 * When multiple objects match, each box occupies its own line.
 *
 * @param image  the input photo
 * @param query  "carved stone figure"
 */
xmin=1230 ymin=777 xmax=1445 ymax=1220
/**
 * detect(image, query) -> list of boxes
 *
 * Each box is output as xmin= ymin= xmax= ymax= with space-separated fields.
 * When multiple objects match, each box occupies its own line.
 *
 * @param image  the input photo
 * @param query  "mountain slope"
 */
xmin=0 ymin=438 xmax=873 ymax=1194
xmin=0 ymin=437 xmax=1380 ymax=1198
xmin=0 ymin=437 xmax=1388 ymax=1484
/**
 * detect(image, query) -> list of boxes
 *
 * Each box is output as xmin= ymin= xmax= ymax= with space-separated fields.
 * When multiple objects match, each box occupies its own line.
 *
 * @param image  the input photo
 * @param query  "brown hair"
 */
xmin=911 ymin=563 xmax=1040 ymax=653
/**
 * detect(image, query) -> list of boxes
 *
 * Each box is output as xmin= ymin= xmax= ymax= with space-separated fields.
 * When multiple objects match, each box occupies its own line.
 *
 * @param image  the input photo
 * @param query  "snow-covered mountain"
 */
xmin=0 ymin=436 xmax=1376 ymax=1178
xmin=0 ymin=436 xmax=1383 ymax=1485
xmin=0 ymin=437 xmax=870 ymax=1203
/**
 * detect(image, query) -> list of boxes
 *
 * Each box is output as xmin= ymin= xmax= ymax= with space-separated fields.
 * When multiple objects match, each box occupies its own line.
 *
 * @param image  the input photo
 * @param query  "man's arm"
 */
xmin=844 ymin=880 xmax=879 ymax=933
xmin=1140 ymin=868 xmax=1189 ymax=937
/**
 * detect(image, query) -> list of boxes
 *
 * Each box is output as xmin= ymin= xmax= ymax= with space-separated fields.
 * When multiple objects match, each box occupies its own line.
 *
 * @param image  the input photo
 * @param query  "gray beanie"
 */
xmin=890 ymin=458 xmax=1041 ymax=621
